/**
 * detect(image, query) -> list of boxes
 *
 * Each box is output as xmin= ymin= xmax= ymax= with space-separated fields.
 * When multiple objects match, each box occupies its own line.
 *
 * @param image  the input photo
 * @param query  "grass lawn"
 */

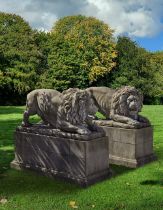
xmin=0 ymin=105 xmax=163 ymax=210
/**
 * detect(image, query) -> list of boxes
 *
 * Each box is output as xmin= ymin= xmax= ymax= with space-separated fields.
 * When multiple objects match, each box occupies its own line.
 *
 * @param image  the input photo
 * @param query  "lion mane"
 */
xmin=57 ymin=88 xmax=96 ymax=127
xmin=110 ymin=86 xmax=143 ymax=118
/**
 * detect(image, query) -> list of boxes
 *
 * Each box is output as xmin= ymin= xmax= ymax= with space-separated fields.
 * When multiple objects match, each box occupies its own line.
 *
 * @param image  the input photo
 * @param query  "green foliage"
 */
xmin=149 ymin=52 xmax=163 ymax=103
xmin=111 ymin=36 xmax=162 ymax=104
xmin=33 ymin=30 xmax=50 ymax=75
xmin=95 ymin=112 xmax=106 ymax=120
xmin=0 ymin=12 xmax=42 ymax=104
xmin=39 ymin=15 xmax=116 ymax=91
xmin=0 ymin=13 xmax=162 ymax=105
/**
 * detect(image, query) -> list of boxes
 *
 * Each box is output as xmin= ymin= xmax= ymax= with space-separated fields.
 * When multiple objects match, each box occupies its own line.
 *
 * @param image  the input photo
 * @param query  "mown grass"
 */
xmin=0 ymin=105 xmax=163 ymax=210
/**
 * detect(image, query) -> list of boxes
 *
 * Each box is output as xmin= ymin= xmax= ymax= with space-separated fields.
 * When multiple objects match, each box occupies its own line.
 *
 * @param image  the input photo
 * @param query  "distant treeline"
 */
xmin=0 ymin=13 xmax=162 ymax=105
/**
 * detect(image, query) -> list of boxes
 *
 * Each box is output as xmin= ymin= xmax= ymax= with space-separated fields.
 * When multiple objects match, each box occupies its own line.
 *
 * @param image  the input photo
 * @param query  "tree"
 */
xmin=0 ymin=12 xmax=42 ymax=104
xmin=34 ymin=30 xmax=50 ymax=75
xmin=110 ymin=36 xmax=161 ymax=104
xmin=39 ymin=15 xmax=117 ymax=91
xmin=148 ymin=51 xmax=163 ymax=104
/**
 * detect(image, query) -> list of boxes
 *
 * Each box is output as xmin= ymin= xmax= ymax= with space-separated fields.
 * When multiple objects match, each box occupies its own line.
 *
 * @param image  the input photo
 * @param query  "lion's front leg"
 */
xmin=111 ymin=114 xmax=142 ymax=128
xmin=86 ymin=116 xmax=105 ymax=133
xmin=58 ymin=121 xmax=91 ymax=135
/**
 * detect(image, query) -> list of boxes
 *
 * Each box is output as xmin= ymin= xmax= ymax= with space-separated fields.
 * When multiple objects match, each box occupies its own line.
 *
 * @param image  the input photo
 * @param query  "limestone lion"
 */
xmin=86 ymin=86 xmax=150 ymax=128
xmin=22 ymin=88 xmax=98 ymax=134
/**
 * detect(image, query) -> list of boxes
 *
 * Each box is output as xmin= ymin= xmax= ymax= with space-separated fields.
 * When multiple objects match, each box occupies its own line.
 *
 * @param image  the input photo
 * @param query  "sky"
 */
xmin=0 ymin=0 xmax=163 ymax=52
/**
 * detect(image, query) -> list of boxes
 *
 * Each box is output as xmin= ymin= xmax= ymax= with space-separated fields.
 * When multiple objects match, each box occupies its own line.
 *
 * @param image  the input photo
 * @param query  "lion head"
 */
xmin=58 ymin=88 xmax=98 ymax=125
xmin=110 ymin=86 xmax=143 ymax=120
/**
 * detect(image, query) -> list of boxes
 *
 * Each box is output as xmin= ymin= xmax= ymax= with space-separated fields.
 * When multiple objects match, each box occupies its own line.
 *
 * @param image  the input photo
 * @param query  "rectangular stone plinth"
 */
xmin=11 ymin=131 xmax=112 ymax=187
xmin=100 ymin=126 xmax=157 ymax=168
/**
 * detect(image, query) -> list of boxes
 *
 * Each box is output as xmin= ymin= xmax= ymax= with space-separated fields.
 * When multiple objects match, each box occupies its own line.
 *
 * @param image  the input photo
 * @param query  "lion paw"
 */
xmin=129 ymin=120 xmax=141 ymax=128
xmin=78 ymin=128 xmax=91 ymax=135
xmin=21 ymin=121 xmax=32 ymax=127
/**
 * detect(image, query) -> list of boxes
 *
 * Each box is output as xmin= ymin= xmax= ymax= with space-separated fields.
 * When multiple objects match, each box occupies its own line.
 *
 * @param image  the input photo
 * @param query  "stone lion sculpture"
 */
xmin=22 ymin=88 xmax=98 ymax=134
xmin=86 ymin=86 xmax=150 ymax=128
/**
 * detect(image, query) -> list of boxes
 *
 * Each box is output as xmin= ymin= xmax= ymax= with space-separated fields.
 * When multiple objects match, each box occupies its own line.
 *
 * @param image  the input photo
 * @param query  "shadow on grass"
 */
xmin=0 ymin=149 xmax=14 ymax=174
xmin=110 ymin=164 xmax=134 ymax=177
xmin=0 ymin=119 xmax=22 ymax=147
xmin=0 ymin=117 xmax=40 ymax=147
xmin=139 ymin=157 xmax=163 ymax=187
xmin=140 ymin=179 xmax=163 ymax=186
xmin=0 ymin=106 xmax=25 ymax=114
xmin=0 ymin=170 xmax=80 ymax=197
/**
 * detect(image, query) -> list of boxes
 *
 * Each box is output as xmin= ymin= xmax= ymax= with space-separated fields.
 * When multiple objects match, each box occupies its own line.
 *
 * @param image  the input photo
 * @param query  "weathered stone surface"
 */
xmin=11 ymin=130 xmax=112 ymax=187
xmin=16 ymin=125 xmax=104 ymax=140
xmin=99 ymin=126 xmax=157 ymax=168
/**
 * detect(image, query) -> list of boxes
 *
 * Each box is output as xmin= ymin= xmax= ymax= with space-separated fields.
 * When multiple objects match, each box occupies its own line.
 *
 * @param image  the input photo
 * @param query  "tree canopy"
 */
xmin=110 ymin=36 xmax=163 ymax=104
xmin=38 ymin=15 xmax=117 ymax=90
xmin=0 ymin=13 xmax=162 ymax=105
xmin=0 ymin=12 xmax=41 ymax=104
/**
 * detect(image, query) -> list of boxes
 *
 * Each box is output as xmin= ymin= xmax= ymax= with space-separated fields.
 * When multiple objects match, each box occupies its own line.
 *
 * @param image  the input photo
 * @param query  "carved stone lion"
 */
xmin=22 ymin=88 xmax=98 ymax=134
xmin=86 ymin=86 xmax=150 ymax=128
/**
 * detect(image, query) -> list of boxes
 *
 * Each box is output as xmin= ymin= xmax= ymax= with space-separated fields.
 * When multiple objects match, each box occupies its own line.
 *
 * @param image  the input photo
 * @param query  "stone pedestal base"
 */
xmin=11 ymin=130 xmax=112 ymax=187
xmin=100 ymin=126 xmax=157 ymax=168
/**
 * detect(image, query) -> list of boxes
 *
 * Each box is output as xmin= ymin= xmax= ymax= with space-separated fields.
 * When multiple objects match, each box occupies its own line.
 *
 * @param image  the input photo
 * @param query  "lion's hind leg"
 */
xmin=21 ymin=106 xmax=37 ymax=127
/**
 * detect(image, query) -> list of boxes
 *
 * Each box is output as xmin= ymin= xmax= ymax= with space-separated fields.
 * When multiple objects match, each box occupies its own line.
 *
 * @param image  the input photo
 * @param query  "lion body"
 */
xmin=86 ymin=86 xmax=150 ymax=128
xmin=85 ymin=87 xmax=116 ymax=118
xmin=24 ymin=89 xmax=62 ymax=127
xmin=22 ymin=88 xmax=98 ymax=134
